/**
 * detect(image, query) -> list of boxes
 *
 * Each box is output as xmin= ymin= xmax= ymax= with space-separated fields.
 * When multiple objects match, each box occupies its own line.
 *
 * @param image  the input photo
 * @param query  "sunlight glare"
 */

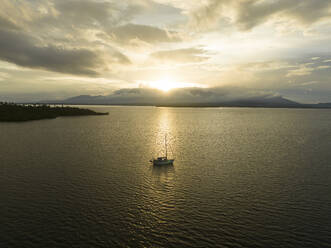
xmin=147 ymin=79 xmax=201 ymax=92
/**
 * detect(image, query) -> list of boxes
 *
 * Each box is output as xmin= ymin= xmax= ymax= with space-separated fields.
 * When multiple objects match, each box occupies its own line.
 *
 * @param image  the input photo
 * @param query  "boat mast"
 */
xmin=165 ymin=134 xmax=168 ymax=158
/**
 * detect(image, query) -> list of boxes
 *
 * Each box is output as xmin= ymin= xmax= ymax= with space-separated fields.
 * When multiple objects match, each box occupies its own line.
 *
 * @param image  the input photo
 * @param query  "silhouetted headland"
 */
xmin=0 ymin=102 xmax=108 ymax=122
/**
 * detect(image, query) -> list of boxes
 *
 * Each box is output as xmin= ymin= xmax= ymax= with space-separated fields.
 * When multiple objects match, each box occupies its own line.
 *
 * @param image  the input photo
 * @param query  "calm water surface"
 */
xmin=1 ymin=107 xmax=331 ymax=247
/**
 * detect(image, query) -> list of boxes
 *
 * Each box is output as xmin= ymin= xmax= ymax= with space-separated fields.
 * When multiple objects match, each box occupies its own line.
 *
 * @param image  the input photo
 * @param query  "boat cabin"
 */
xmin=157 ymin=157 xmax=167 ymax=161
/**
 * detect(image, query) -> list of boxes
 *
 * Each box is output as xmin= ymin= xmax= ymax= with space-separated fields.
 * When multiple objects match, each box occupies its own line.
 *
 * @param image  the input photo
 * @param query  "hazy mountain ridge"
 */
xmin=42 ymin=87 xmax=331 ymax=108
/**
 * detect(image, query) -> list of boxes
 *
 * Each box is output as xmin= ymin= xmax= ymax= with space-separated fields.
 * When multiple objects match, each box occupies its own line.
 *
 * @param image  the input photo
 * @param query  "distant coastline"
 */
xmin=39 ymin=94 xmax=331 ymax=109
xmin=154 ymin=102 xmax=331 ymax=109
xmin=38 ymin=103 xmax=331 ymax=109
xmin=37 ymin=101 xmax=331 ymax=109
xmin=0 ymin=102 xmax=108 ymax=122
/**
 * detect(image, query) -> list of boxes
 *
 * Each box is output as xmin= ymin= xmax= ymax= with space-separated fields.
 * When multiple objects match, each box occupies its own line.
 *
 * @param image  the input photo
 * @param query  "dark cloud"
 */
xmin=150 ymin=48 xmax=209 ymax=63
xmin=191 ymin=0 xmax=331 ymax=31
xmin=235 ymin=0 xmax=292 ymax=30
xmin=189 ymin=88 xmax=215 ymax=97
xmin=24 ymin=0 xmax=144 ymax=33
xmin=0 ymin=16 xmax=20 ymax=31
xmin=55 ymin=0 xmax=116 ymax=24
xmin=114 ymin=88 xmax=144 ymax=95
xmin=236 ymin=0 xmax=331 ymax=31
xmin=190 ymin=0 xmax=225 ymax=29
xmin=110 ymin=23 xmax=181 ymax=44
xmin=284 ymin=0 xmax=331 ymax=24
xmin=52 ymin=0 xmax=137 ymax=30
xmin=0 ymin=28 xmax=102 ymax=76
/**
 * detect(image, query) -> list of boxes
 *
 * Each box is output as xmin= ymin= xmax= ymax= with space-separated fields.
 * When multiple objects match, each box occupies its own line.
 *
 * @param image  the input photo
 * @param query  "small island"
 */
xmin=0 ymin=102 xmax=108 ymax=122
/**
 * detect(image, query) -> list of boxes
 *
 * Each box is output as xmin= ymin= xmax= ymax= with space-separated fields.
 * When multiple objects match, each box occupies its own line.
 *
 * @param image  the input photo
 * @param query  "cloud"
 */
xmin=0 ymin=28 xmax=103 ymax=76
xmin=189 ymin=0 xmax=225 ymax=30
xmin=286 ymin=65 xmax=314 ymax=77
xmin=317 ymin=65 xmax=331 ymax=70
xmin=150 ymin=48 xmax=209 ymax=63
xmin=0 ymin=0 xmax=144 ymax=31
xmin=188 ymin=0 xmax=331 ymax=31
xmin=0 ymin=0 xmax=331 ymax=103
xmin=0 ymin=16 xmax=20 ymax=31
xmin=109 ymin=23 xmax=181 ymax=44
xmin=0 ymin=1 xmax=137 ymax=75
xmin=235 ymin=0 xmax=293 ymax=31
xmin=51 ymin=0 xmax=144 ymax=31
xmin=114 ymin=88 xmax=146 ymax=95
xmin=0 ymin=72 xmax=10 ymax=81
xmin=54 ymin=0 xmax=119 ymax=27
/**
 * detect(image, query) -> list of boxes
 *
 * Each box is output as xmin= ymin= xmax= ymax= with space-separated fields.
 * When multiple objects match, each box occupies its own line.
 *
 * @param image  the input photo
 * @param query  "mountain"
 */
xmin=46 ymin=95 xmax=304 ymax=108
xmin=315 ymin=102 xmax=331 ymax=108
xmin=42 ymin=87 xmax=331 ymax=108
xmin=62 ymin=95 xmax=106 ymax=104
xmin=159 ymin=96 xmax=301 ymax=107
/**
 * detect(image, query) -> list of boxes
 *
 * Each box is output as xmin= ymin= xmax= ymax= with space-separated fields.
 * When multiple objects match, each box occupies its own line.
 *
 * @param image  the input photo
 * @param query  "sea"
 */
xmin=1 ymin=106 xmax=331 ymax=247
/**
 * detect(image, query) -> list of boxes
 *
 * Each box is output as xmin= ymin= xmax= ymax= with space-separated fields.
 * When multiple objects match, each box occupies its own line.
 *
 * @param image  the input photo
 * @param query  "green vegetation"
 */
xmin=0 ymin=102 xmax=108 ymax=122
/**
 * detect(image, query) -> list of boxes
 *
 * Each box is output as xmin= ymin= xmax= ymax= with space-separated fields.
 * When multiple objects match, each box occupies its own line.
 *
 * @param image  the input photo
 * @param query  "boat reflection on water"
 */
xmin=151 ymin=162 xmax=175 ymax=183
xmin=152 ymin=162 xmax=174 ymax=172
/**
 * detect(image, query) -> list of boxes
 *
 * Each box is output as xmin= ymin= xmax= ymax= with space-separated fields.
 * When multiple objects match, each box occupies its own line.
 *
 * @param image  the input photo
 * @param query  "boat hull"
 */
xmin=152 ymin=159 xmax=174 ymax=166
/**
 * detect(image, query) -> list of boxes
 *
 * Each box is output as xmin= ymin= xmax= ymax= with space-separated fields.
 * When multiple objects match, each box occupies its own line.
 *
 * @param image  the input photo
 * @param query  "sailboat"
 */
xmin=150 ymin=135 xmax=175 ymax=166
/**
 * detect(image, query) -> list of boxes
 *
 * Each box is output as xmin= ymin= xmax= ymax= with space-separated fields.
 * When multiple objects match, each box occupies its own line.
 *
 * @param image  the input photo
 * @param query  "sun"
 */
xmin=147 ymin=79 xmax=200 ymax=92
xmin=148 ymin=79 xmax=179 ymax=92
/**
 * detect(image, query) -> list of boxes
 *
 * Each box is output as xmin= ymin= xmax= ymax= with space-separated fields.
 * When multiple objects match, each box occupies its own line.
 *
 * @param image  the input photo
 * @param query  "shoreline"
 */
xmin=0 ymin=103 xmax=108 ymax=122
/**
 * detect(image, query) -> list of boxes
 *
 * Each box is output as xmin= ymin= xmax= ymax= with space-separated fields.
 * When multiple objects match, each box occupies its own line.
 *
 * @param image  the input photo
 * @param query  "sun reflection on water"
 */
xmin=141 ymin=108 xmax=177 ymax=231
xmin=149 ymin=108 xmax=177 ymax=182
xmin=153 ymin=108 xmax=176 ymax=160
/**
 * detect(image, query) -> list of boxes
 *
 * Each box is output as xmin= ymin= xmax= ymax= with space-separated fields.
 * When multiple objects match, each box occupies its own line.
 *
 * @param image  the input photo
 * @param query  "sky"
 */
xmin=0 ymin=0 xmax=331 ymax=103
